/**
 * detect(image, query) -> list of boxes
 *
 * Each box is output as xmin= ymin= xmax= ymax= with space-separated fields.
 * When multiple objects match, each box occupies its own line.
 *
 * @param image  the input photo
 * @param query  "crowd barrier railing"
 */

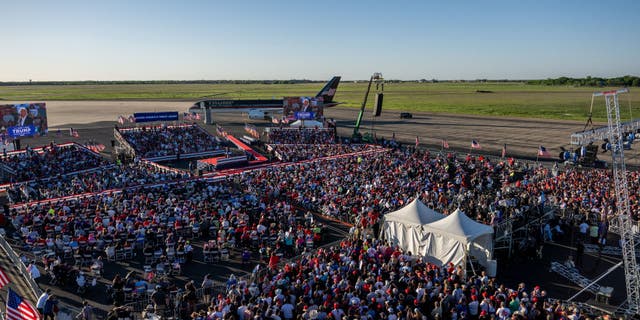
xmin=113 ymin=128 xmax=136 ymax=157
xmin=0 ymin=234 xmax=42 ymax=300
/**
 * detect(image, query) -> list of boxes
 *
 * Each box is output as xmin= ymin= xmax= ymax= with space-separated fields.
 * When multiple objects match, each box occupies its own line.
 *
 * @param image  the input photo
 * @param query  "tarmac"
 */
xmin=9 ymin=100 xmax=639 ymax=166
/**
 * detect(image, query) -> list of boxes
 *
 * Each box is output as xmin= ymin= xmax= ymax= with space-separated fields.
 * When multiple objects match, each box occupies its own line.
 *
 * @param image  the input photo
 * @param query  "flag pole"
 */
xmin=0 ymin=292 xmax=5 ymax=320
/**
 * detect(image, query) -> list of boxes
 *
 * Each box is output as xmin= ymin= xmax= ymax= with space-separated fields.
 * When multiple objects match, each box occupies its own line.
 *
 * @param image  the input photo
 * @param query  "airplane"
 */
xmin=188 ymin=76 xmax=341 ymax=120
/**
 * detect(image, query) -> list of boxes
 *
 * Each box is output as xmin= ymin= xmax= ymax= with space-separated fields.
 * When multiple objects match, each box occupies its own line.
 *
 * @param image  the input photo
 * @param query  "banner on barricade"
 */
xmin=133 ymin=112 xmax=179 ymax=123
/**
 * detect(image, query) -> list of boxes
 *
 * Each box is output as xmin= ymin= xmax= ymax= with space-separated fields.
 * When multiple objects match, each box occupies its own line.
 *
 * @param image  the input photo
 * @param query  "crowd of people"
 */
xmin=118 ymin=125 xmax=225 ymax=158
xmin=240 ymin=148 xmax=547 ymax=227
xmin=267 ymin=128 xmax=336 ymax=145
xmin=11 ymin=176 xmax=328 ymax=260
xmin=0 ymin=143 xmax=110 ymax=183
xmin=10 ymin=146 xmax=602 ymax=270
xmin=5 ymin=134 xmax=631 ymax=320
xmin=10 ymin=173 xmax=332 ymax=318
xmin=267 ymin=144 xmax=377 ymax=162
xmin=521 ymin=169 xmax=640 ymax=222
xmin=137 ymin=232 xmax=592 ymax=320
xmin=6 ymin=160 xmax=191 ymax=204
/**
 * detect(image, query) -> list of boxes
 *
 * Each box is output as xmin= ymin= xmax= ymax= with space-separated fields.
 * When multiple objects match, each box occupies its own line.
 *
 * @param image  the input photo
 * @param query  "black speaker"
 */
xmin=14 ymin=139 xmax=21 ymax=150
xmin=373 ymin=93 xmax=383 ymax=116
xmin=111 ymin=140 xmax=116 ymax=148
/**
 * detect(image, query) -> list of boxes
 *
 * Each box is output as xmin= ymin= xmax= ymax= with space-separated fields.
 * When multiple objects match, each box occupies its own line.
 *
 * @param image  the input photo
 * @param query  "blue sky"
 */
xmin=1 ymin=0 xmax=639 ymax=81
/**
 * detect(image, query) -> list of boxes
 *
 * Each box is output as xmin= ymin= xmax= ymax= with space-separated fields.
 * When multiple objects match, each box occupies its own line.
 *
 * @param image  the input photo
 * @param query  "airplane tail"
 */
xmin=315 ymin=76 xmax=341 ymax=103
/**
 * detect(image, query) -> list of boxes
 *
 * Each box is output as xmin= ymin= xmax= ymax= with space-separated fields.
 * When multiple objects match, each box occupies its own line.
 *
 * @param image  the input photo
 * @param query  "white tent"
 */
xmin=289 ymin=120 xmax=324 ymax=128
xmin=421 ymin=209 xmax=494 ymax=272
xmin=381 ymin=199 xmax=445 ymax=255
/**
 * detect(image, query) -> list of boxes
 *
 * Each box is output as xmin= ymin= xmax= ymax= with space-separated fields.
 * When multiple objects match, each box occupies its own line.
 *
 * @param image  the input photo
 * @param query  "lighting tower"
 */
xmin=594 ymin=88 xmax=639 ymax=314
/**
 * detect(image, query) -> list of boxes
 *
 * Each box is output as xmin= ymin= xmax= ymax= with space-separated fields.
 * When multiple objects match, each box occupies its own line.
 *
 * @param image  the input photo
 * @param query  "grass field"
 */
xmin=1 ymin=82 xmax=639 ymax=121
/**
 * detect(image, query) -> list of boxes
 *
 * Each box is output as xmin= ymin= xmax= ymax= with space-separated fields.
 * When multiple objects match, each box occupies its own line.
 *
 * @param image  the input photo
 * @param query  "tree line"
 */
xmin=1 ymin=76 xmax=638 ymax=86
xmin=526 ymin=75 xmax=640 ymax=87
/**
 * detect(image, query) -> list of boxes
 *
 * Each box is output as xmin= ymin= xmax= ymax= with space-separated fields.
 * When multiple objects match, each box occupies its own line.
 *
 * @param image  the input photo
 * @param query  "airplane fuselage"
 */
xmin=189 ymin=76 xmax=341 ymax=120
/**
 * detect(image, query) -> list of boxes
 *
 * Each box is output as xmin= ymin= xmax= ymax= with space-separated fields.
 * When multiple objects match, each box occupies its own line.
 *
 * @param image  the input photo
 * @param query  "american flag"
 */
xmin=6 ymin=288 xmax=39 ymax=320
xmin=69 ymin=128 xmax=79 ymax=138
xmin=117 ymin=115 xmax=125 ymax=124
xmin=194 ymin=113 xmax=201 ymax=120
xmin=128 ymin=115 xmax=136 ymax=123
xmin=471 ymin=140 xmax=481 ymax=149
xmin=442 ymin=139 xmax=449 ymax=149
xmin=415 ymin=136 xmax=420 ymax=147
xmin=87 ymin=144 xmax=106 ymax=153
xmin=501 ymin=144 xmax=507 ymax=158
xmin=244 ymin=124 xmax=259 ymax=138
xmin=0 ymin=266 xmax=10 ymax=288
xmin=538 ymin=145 xmax=551 ymax=157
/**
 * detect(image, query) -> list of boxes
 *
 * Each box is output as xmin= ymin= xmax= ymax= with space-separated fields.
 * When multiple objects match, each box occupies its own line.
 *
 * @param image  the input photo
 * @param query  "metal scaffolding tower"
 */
xmin=570 ymin=119 xmax=640 ymax=145
xmin=574 ymin=88 xmax=639 ymax=314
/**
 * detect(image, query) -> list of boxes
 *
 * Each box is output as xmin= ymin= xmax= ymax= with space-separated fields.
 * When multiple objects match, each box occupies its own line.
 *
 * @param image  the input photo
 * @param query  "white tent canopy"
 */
xmin=421 ymin=209 xmax=494 ymax=271
xmin=381 ymin=198 xmax=445 ymax=255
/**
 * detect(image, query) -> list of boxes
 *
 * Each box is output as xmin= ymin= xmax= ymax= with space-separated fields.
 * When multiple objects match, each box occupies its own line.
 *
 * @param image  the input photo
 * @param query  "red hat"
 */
xmin=334 ymin=303 xmax=340 ymax=309
xmin=471 ymin=295 xmax=477 ymax=301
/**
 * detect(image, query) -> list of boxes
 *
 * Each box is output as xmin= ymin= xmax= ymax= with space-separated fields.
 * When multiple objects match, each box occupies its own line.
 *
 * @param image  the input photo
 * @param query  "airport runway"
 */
xmin=17 ymin=100 xmax=637 ymax=166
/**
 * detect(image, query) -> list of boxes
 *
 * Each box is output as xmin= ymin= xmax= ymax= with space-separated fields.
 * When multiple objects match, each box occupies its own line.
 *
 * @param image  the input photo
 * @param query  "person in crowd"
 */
xmin=76 ymin=300 xmax=94 ymax=320
xmin=36 ymin=288 xmax=51 ymax=317
xmin=43 ymin=294 xmax=58 ymax=320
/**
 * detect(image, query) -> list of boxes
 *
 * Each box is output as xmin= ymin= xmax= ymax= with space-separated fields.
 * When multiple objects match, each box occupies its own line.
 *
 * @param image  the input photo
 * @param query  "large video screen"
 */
xmin=283 ymin=97 xmax=324 ymax=120
xmin=0 ymin=103 xmax=48 ymax=137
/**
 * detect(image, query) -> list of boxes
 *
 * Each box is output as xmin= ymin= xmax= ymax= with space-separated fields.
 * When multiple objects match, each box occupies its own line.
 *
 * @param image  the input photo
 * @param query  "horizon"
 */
xmin=3 ymin=0 xmax=640 ymax=81
xmin=1 ymin=76 xmax=640 ymax=83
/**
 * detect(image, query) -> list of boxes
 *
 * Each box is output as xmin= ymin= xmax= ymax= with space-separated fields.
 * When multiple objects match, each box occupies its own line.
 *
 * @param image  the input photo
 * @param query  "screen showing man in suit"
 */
xmin=0 ymin=103 xmax=48 ymax=137
xmin=282 ymin=97 xmax=323 ymax=120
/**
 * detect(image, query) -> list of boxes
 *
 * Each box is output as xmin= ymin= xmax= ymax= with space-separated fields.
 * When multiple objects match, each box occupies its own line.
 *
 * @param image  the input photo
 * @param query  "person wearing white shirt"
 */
xmin=496 ymin=302 xmax=511 ymax=320
xmin=579 ymin=221 xmax=589 ymax=241
xmin=27 ymin=261 xmax=41 ymax=279
xmin=36 ymin=289 xmax=51 ymax=316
